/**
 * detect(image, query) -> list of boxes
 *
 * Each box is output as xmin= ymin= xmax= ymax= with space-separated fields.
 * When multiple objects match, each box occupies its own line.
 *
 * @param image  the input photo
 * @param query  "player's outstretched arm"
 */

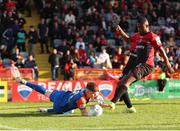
xmin=158 ymin=46 xmax=174 ymax=73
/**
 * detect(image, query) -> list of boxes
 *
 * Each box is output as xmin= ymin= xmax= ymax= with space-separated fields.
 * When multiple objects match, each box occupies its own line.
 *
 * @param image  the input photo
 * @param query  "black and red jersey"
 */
xmin=130 ymin=32 xmax=162 ymax=67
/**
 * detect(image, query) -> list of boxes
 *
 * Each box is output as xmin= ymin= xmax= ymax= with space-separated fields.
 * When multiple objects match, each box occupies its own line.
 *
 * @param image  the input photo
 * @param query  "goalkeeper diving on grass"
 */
xmin=15 ymin=77 xmax=110 ymax=116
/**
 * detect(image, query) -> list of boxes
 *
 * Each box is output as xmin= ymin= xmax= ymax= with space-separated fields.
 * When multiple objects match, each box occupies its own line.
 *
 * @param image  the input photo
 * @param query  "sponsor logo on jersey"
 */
xmin=18 ymin=85 xmax=32 ymax=100
xmin=155 ymin=36 xmax=161 ymax=45
xmin=98 ymin=83 xmax=113 ymax=98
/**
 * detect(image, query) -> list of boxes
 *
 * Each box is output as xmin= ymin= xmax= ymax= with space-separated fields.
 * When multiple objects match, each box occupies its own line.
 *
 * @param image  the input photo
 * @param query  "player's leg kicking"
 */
xmin=110 ymin=63 xmax=153 ymax=113
xmin=111 ymin=73 xmax=137 ymax=113
xmin=16 ymin=77 xmax=51 ymax=97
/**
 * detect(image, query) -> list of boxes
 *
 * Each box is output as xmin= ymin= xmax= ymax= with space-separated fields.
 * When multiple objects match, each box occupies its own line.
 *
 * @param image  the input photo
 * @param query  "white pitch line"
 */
xmin=0 ymin=124 xmax=21 ymax=130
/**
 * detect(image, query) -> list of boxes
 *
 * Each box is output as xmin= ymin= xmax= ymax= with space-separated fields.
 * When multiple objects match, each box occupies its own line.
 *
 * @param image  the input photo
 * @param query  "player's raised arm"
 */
xmin=111 ymin=14 xmax=130 ymax=42
xmin=158 ymin=46 xmax=174 ymax=73
xmin=115 ymin=25 xmax=131 ymax=42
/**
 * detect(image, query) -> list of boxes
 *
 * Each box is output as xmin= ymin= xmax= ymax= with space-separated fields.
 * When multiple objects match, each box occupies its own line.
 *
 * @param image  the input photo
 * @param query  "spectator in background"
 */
xmin=79 ymin=52 xmax=90 ymax=67
xmin=105 ymin=26 xmax=114 ymax=39
xmin=71 ymin=48 xmax=80 ymax=67
xmin=65 ymin=10 xmax=76 ymax=25
xmin=113 ymin=47 xmax=125 ymax=63
xmin=166 ymin=36 xmax=176 ymax=47
xmin=24 ymin=54 xmax=39 ymax=80
xmin=11 ymin=47 xmax=20 ymax=62
xmin=78 ymin=44 xmax=85 ymax=57
xmin=64 ymin=58 xmax=77 ymax=80
xmin=37 ymin=18 xmax=50 ymax=54
xmin=97 ymin=47 xmax=112 ymax=69
xmin=15 ymin=55 xmax=25 ymax=68
xmin=48 ymin=49 xmax=61 ymax=80
xmin=16 ymin=27 xmax=26 ymax=52
xmin=57 ymin=40 xmax=69 ymax=54
xmin=61 ymin=49 xmax=72 ymax=67
xmin=89 ymin=52 xmax=97 ymax=68
xmin=99 ymin=34 xmax=107 ymax=46
xmin=75 ymin=38 xmax=85 ymax=50
xmin=119 ymin=16 xmax=129 ymax=32
xmin=112 ymin=55 xmax=121 ymax=69
xmin=25 ymin=0 xmax=33 ymax=17
xmin=0 ymin=45 xmax=9 ymax=59
xmin=17 ymin=12 xmax=26 ymax=28
xmin=50 ymin=21 xmax=61 ymax=48
xmin=27 ymin=25 xmax=38 ymax=57
xmin=5 ymin=0 xmax=16 ymax=13
xmin=41 ymin=2 xmax=53 ymax=20
xmin=86 ymin=43 xmax=96 ymax=57
xmin=106 ymin=43 xmax=115 ymax=59
xmin=2 ymin=27 xmax=15 ymax=54
xmin=12 ymin=19 xmax=21 ymax=36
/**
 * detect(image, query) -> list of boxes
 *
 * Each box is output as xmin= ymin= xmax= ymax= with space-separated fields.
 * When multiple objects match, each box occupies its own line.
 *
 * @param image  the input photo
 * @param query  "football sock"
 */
xmin=122 ymin=92 xmax=132 ymax=108
xmin=111 ymin=85 xmax=127 ymax=103
xmin=26 ymin=82 xmax=46 ymax=94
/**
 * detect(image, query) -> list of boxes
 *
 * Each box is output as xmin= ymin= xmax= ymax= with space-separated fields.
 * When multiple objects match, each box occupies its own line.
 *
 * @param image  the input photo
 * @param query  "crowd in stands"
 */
xmin=0 ymin=0 xmax=38 ymax=80
xmin=0 ymin=0 xmax=180 ymax=81
xmin=39 ymin=0 xmax=180 ymax=80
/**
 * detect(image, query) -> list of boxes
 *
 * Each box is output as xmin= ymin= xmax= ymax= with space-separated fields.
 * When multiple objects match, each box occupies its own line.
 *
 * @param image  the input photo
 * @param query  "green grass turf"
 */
xmin=0 ymin=99 xmax=180 ymax=130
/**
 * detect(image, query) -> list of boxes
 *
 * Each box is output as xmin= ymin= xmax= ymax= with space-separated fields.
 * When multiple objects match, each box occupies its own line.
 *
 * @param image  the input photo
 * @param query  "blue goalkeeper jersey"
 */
xmin=48 ymin=89 xmax=88 ymax=113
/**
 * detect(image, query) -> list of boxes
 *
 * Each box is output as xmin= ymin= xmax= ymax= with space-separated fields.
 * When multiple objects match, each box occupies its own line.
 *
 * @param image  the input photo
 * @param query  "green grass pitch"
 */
xmin=0 ymin=99 xmax=180 ymax=130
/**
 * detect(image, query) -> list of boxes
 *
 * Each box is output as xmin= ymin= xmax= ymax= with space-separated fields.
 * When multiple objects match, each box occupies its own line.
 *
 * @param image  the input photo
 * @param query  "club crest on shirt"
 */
xmin=18 ymin=85 xmax=32 ymax=100
xmin=98 ymin=83 xmax=113 ymax=98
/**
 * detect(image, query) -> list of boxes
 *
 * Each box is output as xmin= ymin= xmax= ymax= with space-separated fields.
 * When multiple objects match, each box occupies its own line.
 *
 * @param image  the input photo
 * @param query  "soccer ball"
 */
xmin=89 ymin=104 xmax=103 ymax=116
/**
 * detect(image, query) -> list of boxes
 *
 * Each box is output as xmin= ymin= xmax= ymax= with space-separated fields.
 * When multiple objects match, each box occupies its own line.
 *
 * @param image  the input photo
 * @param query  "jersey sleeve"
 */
xmin=151 ymin=35 xmax=162 ymax=49
xmin=76 ymin=97 xmax=87 ymax=110
xmin=130 ymin=33 xmax=139 ymax=43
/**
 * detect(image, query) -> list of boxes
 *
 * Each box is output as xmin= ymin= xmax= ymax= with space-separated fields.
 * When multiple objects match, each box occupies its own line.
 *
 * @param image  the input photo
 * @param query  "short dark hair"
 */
xmin=137 ymin=16 xmax=148 ymax=25
xmin=86 ymin=82 xmax=99 ymax=92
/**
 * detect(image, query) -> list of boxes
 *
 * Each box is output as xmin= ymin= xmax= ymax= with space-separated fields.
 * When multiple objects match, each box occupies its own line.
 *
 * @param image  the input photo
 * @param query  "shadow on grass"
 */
xmin=0 ymin=111 xmax=82 ymax=117
xmin=117 ymin=101 xmax=180 ymax=106
xmin=0 ymin=106 xmax=49 ymax=110
xmin=133 ymin=102 xmax=180 ymax=105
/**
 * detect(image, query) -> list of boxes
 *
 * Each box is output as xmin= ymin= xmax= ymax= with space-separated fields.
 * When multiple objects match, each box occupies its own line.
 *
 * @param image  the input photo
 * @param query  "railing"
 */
xmin=0 ymin=68 xmax=34 ymax=89
xmin=75 ymin=68 xmax=180 ymax=80
xmin=0 ymin=68 xmax=34 ymax=80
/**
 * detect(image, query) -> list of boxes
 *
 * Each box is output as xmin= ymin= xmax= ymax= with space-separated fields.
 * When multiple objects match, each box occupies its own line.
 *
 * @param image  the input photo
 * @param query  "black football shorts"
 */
xmin=132 ymin=63 xmax=154 ymax=80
